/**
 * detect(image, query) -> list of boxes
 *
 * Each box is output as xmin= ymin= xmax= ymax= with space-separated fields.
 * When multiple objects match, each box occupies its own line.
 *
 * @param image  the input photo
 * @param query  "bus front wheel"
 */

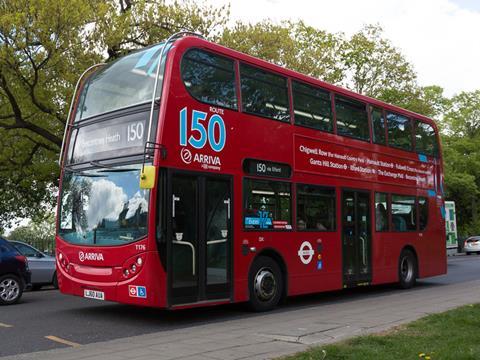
xmin=398 ymin=249 xmax=417 ymax=289
xmin=248 ymin=256 xmax=283 ymax=312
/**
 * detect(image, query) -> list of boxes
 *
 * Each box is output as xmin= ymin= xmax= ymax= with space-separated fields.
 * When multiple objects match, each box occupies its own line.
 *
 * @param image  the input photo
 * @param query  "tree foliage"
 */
xmin=220 ymin=20 xmax=345 ymax=84
xmin=342 ymin=25 xmax=417 ymax=98
xmin=7 ymin=213 xmax=56 ymax=253
xmin=0 ymin=0 xmax=228 ymax=228
xmin=441 ymin=90 xmax=480 ymax=235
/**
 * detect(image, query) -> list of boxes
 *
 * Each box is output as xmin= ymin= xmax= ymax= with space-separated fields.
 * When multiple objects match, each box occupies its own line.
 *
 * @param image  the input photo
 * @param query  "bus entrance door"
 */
xmin=342 ymin=190 xmax=372 ymax=287
xmin=168 ymin=172 xmax=232 ymax=306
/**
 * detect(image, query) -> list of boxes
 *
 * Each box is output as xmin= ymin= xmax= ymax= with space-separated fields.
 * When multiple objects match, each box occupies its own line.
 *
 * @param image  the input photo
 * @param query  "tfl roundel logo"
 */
xmin=297 ymin=241 xmax=314 ymax=265
xmin=181 ymin=148 xmax=192 ymax=164
xmin=128 ymin=285 xmax=147 ymax=298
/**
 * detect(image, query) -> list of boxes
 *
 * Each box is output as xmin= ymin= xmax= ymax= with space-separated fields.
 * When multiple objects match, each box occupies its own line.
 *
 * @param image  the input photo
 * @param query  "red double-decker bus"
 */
xmin=56 ymin=32 xmax=446 ymax=311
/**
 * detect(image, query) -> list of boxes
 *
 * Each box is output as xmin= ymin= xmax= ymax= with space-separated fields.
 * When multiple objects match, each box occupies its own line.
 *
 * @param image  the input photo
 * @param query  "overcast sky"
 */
xmin=207 ymin=0 xmax=480 ymax=97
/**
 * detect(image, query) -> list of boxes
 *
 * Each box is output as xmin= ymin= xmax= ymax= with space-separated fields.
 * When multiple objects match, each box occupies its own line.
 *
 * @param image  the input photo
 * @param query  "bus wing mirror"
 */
xmin=140 ymin=165 xmax=156 ymax=189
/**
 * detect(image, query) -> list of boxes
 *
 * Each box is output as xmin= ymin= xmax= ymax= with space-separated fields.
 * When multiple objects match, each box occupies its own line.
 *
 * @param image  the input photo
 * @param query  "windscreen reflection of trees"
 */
xmin=76 ymin=44 xmax=168 ymax=121
xmin=59 ymin=171 xmax=149 ymax=245
xmin=182 ymin=50 xmax=237 ymax=109
xmin=241 ymin=65 xmax=290 ymax=122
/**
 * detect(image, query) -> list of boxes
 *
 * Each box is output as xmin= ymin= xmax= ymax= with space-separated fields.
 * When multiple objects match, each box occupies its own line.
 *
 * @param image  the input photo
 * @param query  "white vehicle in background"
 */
xmin=9 ymin=241 xmax=57 ymax=290
xmin=464 ymin=236 xmax=480 ymax=255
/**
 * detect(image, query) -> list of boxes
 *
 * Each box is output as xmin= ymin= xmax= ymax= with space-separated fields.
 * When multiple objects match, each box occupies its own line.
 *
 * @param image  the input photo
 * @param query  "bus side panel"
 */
xmin=371 ymin=233 xmax=397 ymax=284
xmin=287 ymin=231 xmax=342 ymax=296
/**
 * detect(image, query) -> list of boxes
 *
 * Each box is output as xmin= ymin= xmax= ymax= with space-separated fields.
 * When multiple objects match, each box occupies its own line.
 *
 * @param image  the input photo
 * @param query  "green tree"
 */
xmin=442 ymin=90 xmax=480 ymax=235
xmin=0 ymin=0 xmax=228 ymax=227
xmin=444 ymin=90 xmax=480 ymax=138
xmin=220 ymin=20 xmax=345 ymax=84
xmin=379 ymin=85 xmax=450 ymax=119
xmin=342 ymin=25 xmax=417 ymax=98
xmin=8 ymin=213 xmax=56 ymax=253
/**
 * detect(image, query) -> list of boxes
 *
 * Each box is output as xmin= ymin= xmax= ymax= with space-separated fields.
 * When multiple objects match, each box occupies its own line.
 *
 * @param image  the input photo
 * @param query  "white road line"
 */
xmin=0 ymin=322 xmax=13 ymax=328
xmin=45 ymin=335 xmax=81 ymax=347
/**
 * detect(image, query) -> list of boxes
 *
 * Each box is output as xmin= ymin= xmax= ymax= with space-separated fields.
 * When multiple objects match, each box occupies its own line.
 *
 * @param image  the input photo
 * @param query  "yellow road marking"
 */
xmin=45 ymin=335 xmax=81 ymax=347
xmin=0 ymin=322 xmax=13 ymax=328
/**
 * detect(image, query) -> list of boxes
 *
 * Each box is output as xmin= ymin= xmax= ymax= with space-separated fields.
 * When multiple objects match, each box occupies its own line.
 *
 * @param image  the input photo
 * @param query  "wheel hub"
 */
xmin=401 ymin=257 xmax=413 ymax=283
xmin=254 ymin=268 xmax=276 ymax=301
xmin=0 ymin=278 xmax=20 ymax=302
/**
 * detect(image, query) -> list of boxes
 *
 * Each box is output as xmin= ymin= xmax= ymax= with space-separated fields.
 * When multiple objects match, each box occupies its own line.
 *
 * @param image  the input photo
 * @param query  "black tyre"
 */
xmin=398 ymin=249 xmax=417 ymax=289
xmin=466 ymin=252 xmax=471 ymax=255
xmin=248 ymin=256 xmax=283 ymax=312
xmin=52 ymin=272 xmax=58 ymax=289
xmin=0 ymin=274 xmax=23 ymax=305
xmin=31 ymin=284 xmax=42 ymax=291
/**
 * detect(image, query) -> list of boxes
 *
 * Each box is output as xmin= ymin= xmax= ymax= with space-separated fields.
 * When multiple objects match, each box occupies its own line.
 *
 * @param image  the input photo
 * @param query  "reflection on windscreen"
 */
xmin=59 ymin=165 xmax=149 ymax=246
xmin=75 ymin=42 xmax=169 ymax=120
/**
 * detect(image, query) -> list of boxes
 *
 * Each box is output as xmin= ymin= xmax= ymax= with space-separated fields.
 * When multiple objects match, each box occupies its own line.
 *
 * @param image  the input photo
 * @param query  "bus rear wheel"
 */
xmin=248 ymin=256 xmax=283 ymax=312
xmin=398 ymin=249 xmax=417 ymax=289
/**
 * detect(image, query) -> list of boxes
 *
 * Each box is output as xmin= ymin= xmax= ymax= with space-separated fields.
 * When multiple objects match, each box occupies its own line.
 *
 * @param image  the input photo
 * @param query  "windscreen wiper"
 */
xmin=88 ymin=160 xmax=137 ymax=172
xmin=63 ymin=165 xmax=106 ymax=177
xmin=89 ymin=160 xmax=114 ymax=169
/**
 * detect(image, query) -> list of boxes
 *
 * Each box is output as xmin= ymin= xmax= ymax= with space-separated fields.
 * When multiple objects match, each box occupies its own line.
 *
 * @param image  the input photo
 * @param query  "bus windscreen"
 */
xmin=75 ymin=42 xmax=169 ymax=121
xmin=58 ymin=164 xmax=149 ymax=246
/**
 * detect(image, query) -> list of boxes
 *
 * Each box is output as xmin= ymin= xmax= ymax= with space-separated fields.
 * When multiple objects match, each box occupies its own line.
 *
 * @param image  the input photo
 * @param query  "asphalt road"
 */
xmin=0 ymin=255 xmax=478 ymax=358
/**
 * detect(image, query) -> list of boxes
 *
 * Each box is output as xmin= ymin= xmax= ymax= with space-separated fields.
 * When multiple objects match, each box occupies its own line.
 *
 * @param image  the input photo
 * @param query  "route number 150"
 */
xmin=179 ymin=107 xmax=226 ymax=152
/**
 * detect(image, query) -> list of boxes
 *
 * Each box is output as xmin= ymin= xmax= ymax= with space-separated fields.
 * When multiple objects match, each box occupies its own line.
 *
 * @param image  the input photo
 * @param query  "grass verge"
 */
xmin=283 ymin=304 xmax=480 ymax=359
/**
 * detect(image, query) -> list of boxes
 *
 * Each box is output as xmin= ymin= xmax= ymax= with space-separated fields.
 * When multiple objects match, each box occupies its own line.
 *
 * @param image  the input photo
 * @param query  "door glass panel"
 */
xmin=343 ymin=191 xmax=356 ymax=278
xmin=205 ymin=179 xmax=230 ymax=288
xmin=172 ymin=176 xmax=197 ymax=293
xmin=357 ymin=193 xmax=370 ymax=275
xmin=342 ymin=190 xmax=372 ymax=286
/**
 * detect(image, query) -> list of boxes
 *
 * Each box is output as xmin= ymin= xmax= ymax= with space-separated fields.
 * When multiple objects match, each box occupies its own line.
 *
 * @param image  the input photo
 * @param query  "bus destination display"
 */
xmin=70 ymin=116 xmax=147 ymax=163
xmin=243 ymin=159 xmax=291 ymax=179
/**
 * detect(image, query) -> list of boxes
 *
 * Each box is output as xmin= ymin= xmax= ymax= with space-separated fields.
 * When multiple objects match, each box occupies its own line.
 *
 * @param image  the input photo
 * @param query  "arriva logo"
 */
xmin=180 ymin=148 xmax=193 ymax=164
xmin=79 ymin=251 xmax=104 ymax=262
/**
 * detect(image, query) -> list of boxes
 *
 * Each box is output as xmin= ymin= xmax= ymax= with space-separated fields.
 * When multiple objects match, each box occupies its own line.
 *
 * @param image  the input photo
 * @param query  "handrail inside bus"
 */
xmin=146 ymin=31 xmax=205 ymax=151
xmin=58 ymin=63 xmax=106 ymax=166
xmin=173 ymin=239 xmax=196 ymax=276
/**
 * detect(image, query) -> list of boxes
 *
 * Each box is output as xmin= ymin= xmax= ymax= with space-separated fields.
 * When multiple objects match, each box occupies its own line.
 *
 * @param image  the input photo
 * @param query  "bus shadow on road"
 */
xmin=57 ymin=280 xmax=446 ymax=332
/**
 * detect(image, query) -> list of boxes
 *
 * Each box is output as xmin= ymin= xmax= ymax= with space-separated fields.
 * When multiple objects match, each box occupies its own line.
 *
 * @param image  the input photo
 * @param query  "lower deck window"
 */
xmin=391 ymin=195 xmax=416 ymax=231
xmin=244 ymin=179 xmax=291 ymax=230
xmin=297 ymin=184 xmax=335 ymax=231
xmin=375 ymin=192 xmax=388 ymax=231
xmin=419 ymin=197 xmax=428 ymax=230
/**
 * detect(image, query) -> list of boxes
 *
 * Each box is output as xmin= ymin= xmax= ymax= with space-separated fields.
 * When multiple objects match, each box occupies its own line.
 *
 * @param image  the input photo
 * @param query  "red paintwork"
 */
xmin=56 ymin=36 xmax=446 ymax=308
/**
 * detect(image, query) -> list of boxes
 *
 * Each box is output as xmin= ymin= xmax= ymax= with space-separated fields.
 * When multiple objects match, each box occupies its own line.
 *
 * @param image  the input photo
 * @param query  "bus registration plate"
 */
xmin=84 ymin=289 xmax=105 ymax=301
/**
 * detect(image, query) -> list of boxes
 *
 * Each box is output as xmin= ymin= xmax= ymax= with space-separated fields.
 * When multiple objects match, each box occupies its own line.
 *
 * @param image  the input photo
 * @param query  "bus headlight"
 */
xmin=121 ymin=254 xmax=145 ymax=280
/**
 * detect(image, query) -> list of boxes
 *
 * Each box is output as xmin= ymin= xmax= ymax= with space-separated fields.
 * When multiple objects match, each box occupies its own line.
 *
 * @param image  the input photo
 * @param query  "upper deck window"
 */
xmin=415 ymin=121 xmax=438 ymax=157
xmin=75 ymin=43 xmax=169 ymax=121
xmin=371 ymin=107 xmax=386 ymax=145
xmin=181 ymin=49 xmax=237 ymax=110
xmin=335 ymin=96 xmax=369 ymax=141
xmin=387 ymin=113 xmax=412 ymax=151
xmin=292 ymin=81 xmax=333 ymax=132
xmin=240 ymin=64 xmax=290 ymax=122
